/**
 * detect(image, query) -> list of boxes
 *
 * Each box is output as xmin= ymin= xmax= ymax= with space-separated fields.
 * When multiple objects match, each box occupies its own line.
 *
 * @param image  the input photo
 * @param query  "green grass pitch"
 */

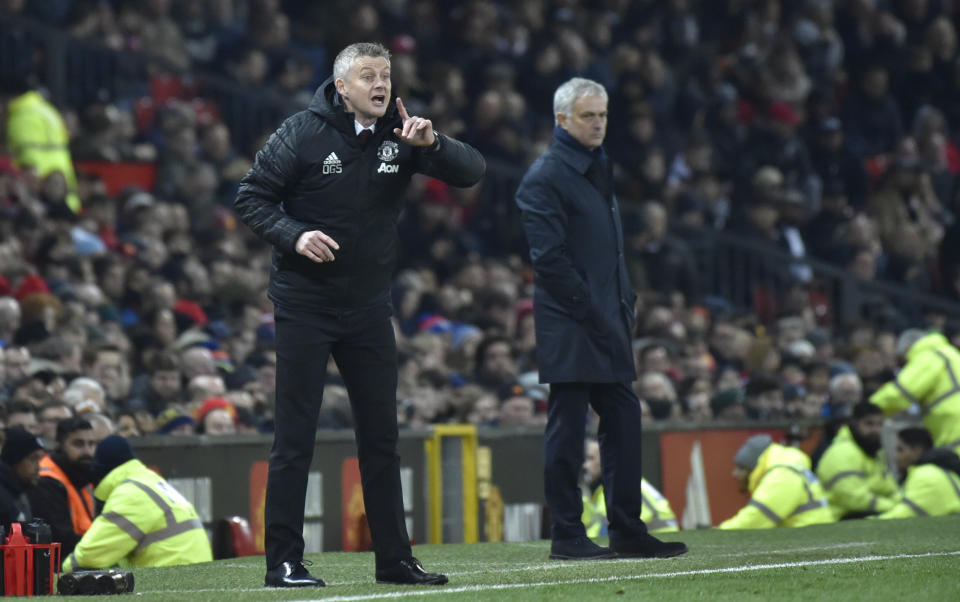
xmin=109 ymin=516 xmax=959 ymax=600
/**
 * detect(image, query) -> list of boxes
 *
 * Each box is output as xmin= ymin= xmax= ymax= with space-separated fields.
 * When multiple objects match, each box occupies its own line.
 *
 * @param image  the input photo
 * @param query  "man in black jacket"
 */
xmin=235 ymin=42 xmax=484 ymax=588
xmin=514 ymin=77 xmax=686 ymax=561
xmin=0 ymin=427 xmax=45 ymax=528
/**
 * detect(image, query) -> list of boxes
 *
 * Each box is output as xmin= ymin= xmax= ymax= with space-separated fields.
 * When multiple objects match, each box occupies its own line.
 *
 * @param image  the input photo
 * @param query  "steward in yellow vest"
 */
xmin=719 ymin=435 xmax=834 ymax=529
xmin=63 ymin=436 xmax=211 ymax=571
xmin=879 ymin=427 xmax=960 ymax=519
xmin=6 ymin=90 xmax=80 ymax=213
xmin=582 ymin=439 xmax=678 ymax=535
xmin=815 ymin=403 xmax=899 ymax=519
xmin=27 ymin=417 xmax=97 ymax=555
xmin=582 ymin=479 xmax=679 ymax=536
xmin=870 ymin=331 xmax=960 ymax=457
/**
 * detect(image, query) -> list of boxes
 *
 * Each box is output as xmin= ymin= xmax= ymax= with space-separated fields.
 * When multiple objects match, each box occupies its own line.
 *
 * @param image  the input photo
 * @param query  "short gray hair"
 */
xmin=333 ymin=42 xmax=392 ymax=82
xmin=553 ymin=77 xmax=607 ymax=125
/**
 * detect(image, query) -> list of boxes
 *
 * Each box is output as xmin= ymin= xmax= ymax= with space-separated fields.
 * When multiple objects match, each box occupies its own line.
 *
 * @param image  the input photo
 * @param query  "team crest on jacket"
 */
xmin=377 ymin=141 xmax=399 ymax=162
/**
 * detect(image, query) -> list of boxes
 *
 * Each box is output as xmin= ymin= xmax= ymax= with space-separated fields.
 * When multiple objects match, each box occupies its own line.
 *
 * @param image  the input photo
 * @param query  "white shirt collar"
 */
xmin=354 ymin=121 xmax=375 ymax=135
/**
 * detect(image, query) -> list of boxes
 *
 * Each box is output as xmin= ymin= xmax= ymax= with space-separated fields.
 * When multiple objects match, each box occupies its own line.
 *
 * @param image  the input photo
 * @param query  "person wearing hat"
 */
xmin=711 ymin=388 xmax=747 ymax=420
xmin=0 ymin=427 xmax=46 ymax=527
xmin=718 ymin=434 xmax=834 ymax=529
xmin=154 ymin=408 xmax=196 ymax=436
xmin=815 ymin=401 xmax=899 ymax=519
xmin=27 ymin=416 xmax=97 ymax=555
xmin=878 ymin=427 xmax=960 ymax=519
xmin=870 ymin=330 xmax=960 ymax=458
xmin=62 ymin=435 xmax=212 ymax=571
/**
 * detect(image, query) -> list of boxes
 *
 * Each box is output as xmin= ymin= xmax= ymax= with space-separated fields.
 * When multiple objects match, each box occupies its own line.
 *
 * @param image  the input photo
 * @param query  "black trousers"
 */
xmin=266 ymin=302 xmax=411 ymax=570
xmin=544 ymin=381 xmax=648 ymax=541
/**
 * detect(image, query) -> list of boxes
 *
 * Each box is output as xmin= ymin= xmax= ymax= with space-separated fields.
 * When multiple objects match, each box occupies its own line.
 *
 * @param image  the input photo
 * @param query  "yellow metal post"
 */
xmin=423 ymin=425 xmax=478 ymax=544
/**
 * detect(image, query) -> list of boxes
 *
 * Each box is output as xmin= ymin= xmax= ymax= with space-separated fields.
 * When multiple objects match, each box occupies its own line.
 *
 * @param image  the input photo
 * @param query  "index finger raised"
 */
xmin=396 ymin=97 xmax=410 ymax=122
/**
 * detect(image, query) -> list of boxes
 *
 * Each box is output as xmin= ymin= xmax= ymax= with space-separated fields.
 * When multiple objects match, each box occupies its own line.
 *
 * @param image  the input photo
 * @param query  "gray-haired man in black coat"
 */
xmin=235 ymin=42 xmax=484 ymax=587
xmin=515 ymin=77 xmax=687 ymax=560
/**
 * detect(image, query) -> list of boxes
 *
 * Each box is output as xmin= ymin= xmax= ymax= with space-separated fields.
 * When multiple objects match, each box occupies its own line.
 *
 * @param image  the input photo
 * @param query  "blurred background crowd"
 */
xmin=1 ymin=0 xmax=960 ymax=441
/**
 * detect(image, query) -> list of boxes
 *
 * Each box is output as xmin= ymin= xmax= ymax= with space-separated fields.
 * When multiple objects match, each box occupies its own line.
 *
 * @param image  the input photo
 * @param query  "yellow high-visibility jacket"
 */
xmin=718 ymin=444 xmax=835 ymax=529
xmin=871 ymin=332 xmax=960 ymax=457
xmin=639 ymin=478 xmax=679 ymax=532
xmin=878 ymin=462 xmax=960 ymax=519
xmin=816 ymin=425 xmax=899 ymax=518
xmin=582 ymin=479 xmax=678 ymax=536
xmin=62 ymin=460 xmax=211 ymax=571
xmin=6 ymin=91 xmax=79 ymax=213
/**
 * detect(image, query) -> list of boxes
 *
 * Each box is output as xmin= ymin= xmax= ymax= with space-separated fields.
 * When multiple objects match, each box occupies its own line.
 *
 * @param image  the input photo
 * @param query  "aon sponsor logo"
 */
xmin=378 ymin=162 xmax=399 ymax=174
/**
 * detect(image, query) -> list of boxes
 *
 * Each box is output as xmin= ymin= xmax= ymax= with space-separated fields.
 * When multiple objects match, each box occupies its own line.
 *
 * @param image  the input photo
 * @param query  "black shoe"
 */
xmin=611 ymin=532 xmax=688 ymax=558
xmin=265 ymin=560 xmax=326 ymax=588
xmin=376 ymin=557 xmax=448 ymax=585
xmin=549 ymin=536 xmax=616 ymax=560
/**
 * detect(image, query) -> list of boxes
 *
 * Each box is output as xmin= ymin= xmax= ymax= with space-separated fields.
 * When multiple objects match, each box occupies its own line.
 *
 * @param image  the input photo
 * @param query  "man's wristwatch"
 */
xmin=425 ymin=131 xmax=443 ymax=153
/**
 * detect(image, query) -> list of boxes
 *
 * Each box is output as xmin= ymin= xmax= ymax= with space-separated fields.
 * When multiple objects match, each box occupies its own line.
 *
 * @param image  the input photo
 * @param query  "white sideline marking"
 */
xmin=333 ymin=542 xmax=873 ymax=585
xmin=295 ymin=550 xmax=960 ymax=601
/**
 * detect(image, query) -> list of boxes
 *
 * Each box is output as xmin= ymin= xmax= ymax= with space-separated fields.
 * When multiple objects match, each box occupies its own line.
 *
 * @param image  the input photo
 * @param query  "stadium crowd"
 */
xmin=0 ymin=0 xmax=957 ymax=458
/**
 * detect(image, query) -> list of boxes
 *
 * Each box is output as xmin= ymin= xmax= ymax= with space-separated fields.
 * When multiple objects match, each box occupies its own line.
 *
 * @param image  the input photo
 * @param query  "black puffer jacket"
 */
xmin=235 ymin=77 xmax=485 ymax=310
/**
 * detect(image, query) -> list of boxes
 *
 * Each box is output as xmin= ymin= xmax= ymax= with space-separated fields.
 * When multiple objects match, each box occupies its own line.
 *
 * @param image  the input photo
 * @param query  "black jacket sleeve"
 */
xmin=234 ymin=115 xmax=312 ymax=254
xmin=414 ymin=133 xmax=485 ymax=187
xmin=26 ymin=477 xmax=81 ymax=555
xmin=515 ymin=175 xmax=592 ymax=321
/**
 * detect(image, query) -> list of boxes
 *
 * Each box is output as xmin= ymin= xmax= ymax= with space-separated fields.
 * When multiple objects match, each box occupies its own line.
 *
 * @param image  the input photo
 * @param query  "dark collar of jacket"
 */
xmin=0 ymin=463 xmax=25 ymax=496
xmin=551 ymin=126 xmax=608 ymax=175
xmin=307 ymin=76 xmax=401 ymax=140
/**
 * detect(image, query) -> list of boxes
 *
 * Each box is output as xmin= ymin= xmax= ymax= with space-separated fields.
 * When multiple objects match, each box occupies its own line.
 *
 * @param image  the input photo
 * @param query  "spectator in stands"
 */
xmin=83 ymin=344 xmax=130 ymax=413
xmin=719 ymin=434 xmax=834 ymax=529
xmin=3 ymin=347 xmax=31 ymax=388
xmin=635 ymin=372 xmax=681 ymax=421
xmin=28 ymin=416 xmax=96 ymax=555
xmin=113 ymin=410 xmax=142 ymax=439
xmin=825 ymin=372 xmax=863 ymax=418
xmin=62 ymin=377 xmax=106 ymax=414
xmin=85 ymin=413 xmax=115 ymax=442
xmin=711 ymin=388 xmax=747 ymax=421
xmin=473 ymin=335 xmax=518 ymax=391
xmin=63 ymin=435 xmax=212 ymax=571
xmin=127 ymin=352 xmax=182 ymax=415
xmin=194 ymin=397 xmax=237 ymax=436
xmin=626 ymin=202 xmax=700 ymax=303
xmin=842 ymin=65 xmax=903 ymax=158
xmin=816 ymin=402 xmax=899 ymax=519
xmin=6 ymin=400 xmax=39 ymax=435
xmin=871 ymin=329 xmax=960 ymax=457
xmin=37 ymin=400 xmax=74 ymax=441
xmin=155 ymin=408 xmax=195 ymax=436
xmin=744 ymin=374 xmax=785 ymax=420
xmin=0 ymin=427 xmax=45 ymax=527
xmin=879 ymin=427 xmax=960 ymax=519
xmin=0 ymin=297 xmax=22 ymax=347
